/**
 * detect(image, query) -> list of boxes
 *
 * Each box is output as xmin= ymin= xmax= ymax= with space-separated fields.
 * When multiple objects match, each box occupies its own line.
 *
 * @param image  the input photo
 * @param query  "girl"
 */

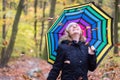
xmin=47 ymin=22 xmax=96 ymax=80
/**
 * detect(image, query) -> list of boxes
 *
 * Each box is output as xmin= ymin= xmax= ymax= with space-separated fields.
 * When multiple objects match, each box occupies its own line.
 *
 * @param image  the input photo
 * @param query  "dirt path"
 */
xmin=0 ymin=56 xmax=120 ymax=80
xmin=0 ymin=56 xmax=52 ymax=80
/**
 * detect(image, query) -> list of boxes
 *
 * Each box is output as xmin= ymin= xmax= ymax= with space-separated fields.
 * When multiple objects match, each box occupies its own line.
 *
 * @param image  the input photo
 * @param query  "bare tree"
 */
xmin=23 ymin=0 xmax=28 ymax=15
xmin=0 ymin=0 xmax=24 ymax=68
xmin=84 ymin=0 xmax=92 ymax=3
xmin=114 ymin=0 xmax=119 ymax=54
xmin=34 ymin=0 xmax=38 ymax=57
xmin=98 ymin=0 xmax=103 ymax=7
xmin=119 ymin=0 xmax=120 ymax=22
xmin=39 ymin=1 xmax=46 ymax=55
xmin=48 ymin=0 xmax=57 ymax=28
xmin=34 ymin=0 xmax=38 ymax=40
xmin=39 ymin=0 xmax=43 ymax=8
xmin=1 ymin=0 xmax=6 ymax=65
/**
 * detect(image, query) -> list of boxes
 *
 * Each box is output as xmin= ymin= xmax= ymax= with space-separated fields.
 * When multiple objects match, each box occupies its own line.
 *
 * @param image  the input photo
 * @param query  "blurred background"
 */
xmin=0 ymin=0 xmax=120 ymax=80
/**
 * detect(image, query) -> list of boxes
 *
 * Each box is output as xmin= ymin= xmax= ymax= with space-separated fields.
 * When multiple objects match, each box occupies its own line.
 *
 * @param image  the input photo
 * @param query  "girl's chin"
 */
xmin=71 ymin=32 xmax=81 ymax=35
xmin=72 ymin=31 xmax=81 ymax=34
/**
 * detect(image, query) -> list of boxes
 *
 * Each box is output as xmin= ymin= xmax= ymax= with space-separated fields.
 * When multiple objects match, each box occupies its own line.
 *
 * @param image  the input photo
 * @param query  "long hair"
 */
xmin=59 ymin=22 xmax=86 ymax=43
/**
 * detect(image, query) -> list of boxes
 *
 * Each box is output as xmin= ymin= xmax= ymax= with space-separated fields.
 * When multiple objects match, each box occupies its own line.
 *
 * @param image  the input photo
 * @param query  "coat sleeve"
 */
xmin=47 ymin=45 xmax=65 ymax=80
xmin=88 ymin=51 xmax=97 ymax=71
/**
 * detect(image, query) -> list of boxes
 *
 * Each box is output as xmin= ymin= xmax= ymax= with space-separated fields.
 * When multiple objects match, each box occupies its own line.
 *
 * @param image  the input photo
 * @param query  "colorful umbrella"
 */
xmin=46 ymin=2 xmax=113 ymax=66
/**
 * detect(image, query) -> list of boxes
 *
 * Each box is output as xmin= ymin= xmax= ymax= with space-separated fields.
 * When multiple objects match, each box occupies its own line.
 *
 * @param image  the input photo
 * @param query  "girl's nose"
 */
xmin=73 ymin=25 xmax=77 ymax=28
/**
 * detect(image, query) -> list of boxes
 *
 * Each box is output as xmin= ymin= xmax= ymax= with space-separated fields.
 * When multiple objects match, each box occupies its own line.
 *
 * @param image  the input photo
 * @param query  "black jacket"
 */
xmin=47 ymin=40 xmax=96 ymax=80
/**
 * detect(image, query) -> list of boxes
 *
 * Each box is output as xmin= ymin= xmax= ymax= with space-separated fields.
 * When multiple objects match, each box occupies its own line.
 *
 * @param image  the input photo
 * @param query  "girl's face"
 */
xmin=68 ymin=24 xmax=82 ymax=36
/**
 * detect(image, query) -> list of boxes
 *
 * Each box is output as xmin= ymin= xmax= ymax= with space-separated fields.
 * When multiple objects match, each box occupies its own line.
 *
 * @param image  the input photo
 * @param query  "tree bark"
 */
xmin=23 ymin=0 xmax=28 ymax=15
xmin=118 ymin=0 xmax=120 ymax=22
xmin=39 ymin=0 xmax=42 ymax=8
xmin=0 ymin=0 xmax=24 ymax=68
xmin=34 ymin=0 xmax=38 ymax=57
xmin=39 ymin=1 xmax=46 ymax=55
xmin=84 ymin=0 xmax=92 ymax=3
xmin=0 ymin=0 xmax=6 ymax=65
xmin=43 ymin=0 xmax=57 ymax=60
xmin=114 ymin=0 xmax=119 ymax=54
xmin=48 ymin=0 xmax=56 ymax=28
xmin=34 ymin=0 xmax=38 ymax=40
xmin=98 ymin=0 xmax=103 ymax=7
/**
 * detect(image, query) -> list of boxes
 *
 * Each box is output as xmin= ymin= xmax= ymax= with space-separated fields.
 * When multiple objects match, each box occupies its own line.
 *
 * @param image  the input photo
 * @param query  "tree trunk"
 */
xmin=39 ymin=0 xmax=42 ymax=8
xmin=0 ymin=0 xmax=6 ymax=64
xmin=0 ymin=0 xmax=24 ymax=68
xmin=118 ymin=0 xmax=120 ymax=22
xmin=34 ymin=0 xmax=38 ymax=40
xmin=98 ymin=0 xmax=103 ymax=7
xmin=34 ymin=0 xmax=38 ymax=57
xmin=48 ymin=0 xmax=56 ymax=28
xmin=71 ymin=0 xmax=75 ymax=3
xmin=114 ymin=0 xmax=119 ymax=54
xmin=23 ymin=0 xmax=28 ymax=15
xmin=43 ymin=0 xmax=57 ymax=60
xmin=84 ymin=0 xmax=92 ymax=3
xmin=39 ymin=1 xmax=46 ymax=55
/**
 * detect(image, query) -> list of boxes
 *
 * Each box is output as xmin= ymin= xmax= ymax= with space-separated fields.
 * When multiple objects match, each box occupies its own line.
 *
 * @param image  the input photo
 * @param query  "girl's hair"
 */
xmin=59 ymin=22 xmax=86 ymax=43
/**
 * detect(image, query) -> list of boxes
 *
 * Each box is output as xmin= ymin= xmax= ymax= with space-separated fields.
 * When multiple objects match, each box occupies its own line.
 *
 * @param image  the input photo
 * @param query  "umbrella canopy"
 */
xmin=46 ymin=2 xmax=113 ymax=66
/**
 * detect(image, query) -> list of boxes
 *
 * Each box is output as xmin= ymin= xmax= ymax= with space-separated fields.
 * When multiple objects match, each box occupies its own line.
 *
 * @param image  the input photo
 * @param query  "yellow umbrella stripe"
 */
xmin=64 ymin=3 xmax=90 ymax=10
xmin=48 ymin=58 xmax=54 ymax=64
xmin=90 ymin=4 xmax=110 ymax=20
xmin=46 ymin=34 xmax=50 ymax=62
xmin=97 ymin=44 xmax=111 ymax=63
xmin=107 ymin=20 xmax=112 ymax=44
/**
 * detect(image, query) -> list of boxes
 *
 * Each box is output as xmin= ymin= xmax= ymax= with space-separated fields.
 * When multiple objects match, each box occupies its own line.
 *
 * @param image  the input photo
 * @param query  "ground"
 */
xmin=0 ymin=55 xmax=120 ymax=80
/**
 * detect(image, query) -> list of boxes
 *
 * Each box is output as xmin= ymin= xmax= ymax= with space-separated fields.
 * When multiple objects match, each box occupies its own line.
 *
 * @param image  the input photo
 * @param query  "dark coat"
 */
xmin=47 ymin=40 xmax=97 ymax=80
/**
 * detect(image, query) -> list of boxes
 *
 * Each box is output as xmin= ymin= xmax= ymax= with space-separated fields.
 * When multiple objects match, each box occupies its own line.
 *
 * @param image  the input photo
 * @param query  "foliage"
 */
xmin=12 ymin=23 xmax=36 ymax=57
xmin=0 ymin=0 xmax=120 ymax=79
xmin=0 ymin=0 xmax=119 ymax=60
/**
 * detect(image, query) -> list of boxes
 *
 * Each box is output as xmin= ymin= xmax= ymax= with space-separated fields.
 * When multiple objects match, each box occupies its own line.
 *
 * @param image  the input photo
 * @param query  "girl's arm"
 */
xmin=47 ymin=45 xmax=65 ymax=80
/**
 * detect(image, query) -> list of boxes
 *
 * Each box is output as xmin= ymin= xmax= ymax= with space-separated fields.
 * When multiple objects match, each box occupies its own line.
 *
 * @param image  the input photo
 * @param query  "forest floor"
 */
xmin=0 ymin=54 xmax=120 ymax=80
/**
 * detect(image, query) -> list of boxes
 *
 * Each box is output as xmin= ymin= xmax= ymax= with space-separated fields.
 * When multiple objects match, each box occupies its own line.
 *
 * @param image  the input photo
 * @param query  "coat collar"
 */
xmin=61 ymin=40 xmax=83 ymax=46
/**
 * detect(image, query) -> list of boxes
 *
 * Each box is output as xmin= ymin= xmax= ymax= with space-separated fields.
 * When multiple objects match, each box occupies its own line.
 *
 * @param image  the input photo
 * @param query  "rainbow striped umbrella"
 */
xmin=46 ymin=2 xmax=113 ymax=66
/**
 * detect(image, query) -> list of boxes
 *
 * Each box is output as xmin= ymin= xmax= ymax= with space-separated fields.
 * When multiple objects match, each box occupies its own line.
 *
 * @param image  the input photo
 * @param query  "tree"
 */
xmin=48 ymin=0 xmax=57 ymax=28
xmin=114 ymin=0 xmax=119 ymax=54
xmin=34 ymin=0 xmax=38 ymax=57
xmin=119 ymin=1 xmax=120 ymax=22
xmin=1 ymin=0 xmax=6 ymax=65
xmin=42 ymin=0 xmax=57 ymax=60
xmin=84 ymin=0 xmax=92 ymax=3
xmin=23 ymin=0 xmax=28 ymax=15
xmin=39 ymin=1 xmax=46 ymax=54
xmin=39 ymin=0 xmax=43 ymax=8
xmin=0 ymin=0 xmax=24 ymax=68
xmin=34 ymin=0 xmax=38 ymax=40
xmin=98 ymin=0 xmax=103 ymax=7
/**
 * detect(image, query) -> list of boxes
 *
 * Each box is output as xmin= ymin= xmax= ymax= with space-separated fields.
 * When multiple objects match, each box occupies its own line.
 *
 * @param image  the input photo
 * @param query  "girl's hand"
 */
xmin=88 ymin=46 xmax=95 ymax=55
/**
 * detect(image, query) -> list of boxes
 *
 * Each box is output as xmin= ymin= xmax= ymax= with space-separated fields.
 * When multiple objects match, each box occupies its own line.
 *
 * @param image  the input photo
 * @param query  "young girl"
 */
xmin=47 ymin=22 xmax=96 ymax=80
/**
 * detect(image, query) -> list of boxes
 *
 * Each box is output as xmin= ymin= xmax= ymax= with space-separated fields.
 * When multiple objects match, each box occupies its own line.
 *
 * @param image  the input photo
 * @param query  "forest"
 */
xmin=0 ymin=0 xmax=120 ymax=80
